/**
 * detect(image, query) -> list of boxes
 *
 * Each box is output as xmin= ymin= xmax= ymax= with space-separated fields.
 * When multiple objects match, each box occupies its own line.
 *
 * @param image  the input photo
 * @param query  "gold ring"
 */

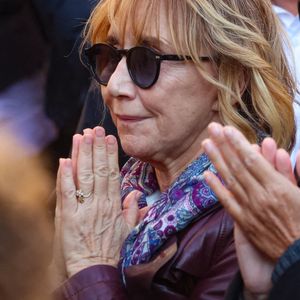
xmin=75 ymin=190 xmax=92 ymax=204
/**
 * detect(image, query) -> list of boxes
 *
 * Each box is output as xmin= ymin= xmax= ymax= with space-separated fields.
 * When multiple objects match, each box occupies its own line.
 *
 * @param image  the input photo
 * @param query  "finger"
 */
xmin=56 ymin=160 xmax=62 ymax=221
xmin=123 ymin=190 xmax=141 ymax=228
xmin=223 ymin=126 xmax=279 ymax=184
xmin=275 ymin=148 xmax=296 ymax=184
xmin=83 ymin=128 xmax=93 ymax=135
xmin=106 ymin=135 xmax=121 ymax=212
xmin=202 ymin=138 xmax=247 ymax=202
xmin=54 ymin=161 xmax=62 ymax=256
xmin=71 ymin=134 xmax=82 ymax=185
xmin=53 ymin=162 xmax=67 ymax=276
xmin=207 ymin=123 xmax=258 ymax=197
xmin=139 ymin=206 xmax=151 ymax=221
xmin=204 ymin=171 xmax=243 ymax=224
xmin=251 ymin=144 xmax=261 ymax=153
xmin=60 ymin=158 xmax=77 ymax=215
xmin=261 ymin=137 xmax=277 ymax=166
xmin=77 ymin=133 xmax=94 ymax=197
xmin=93 ymin=126 xmax=108 ymax=197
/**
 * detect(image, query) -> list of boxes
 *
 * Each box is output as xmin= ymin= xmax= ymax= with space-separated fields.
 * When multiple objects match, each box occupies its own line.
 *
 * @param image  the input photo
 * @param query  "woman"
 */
xmin=54 ymin=0 xmax=295 ymax=299
xmin=202 ymin=123 xmax=300 ymax=300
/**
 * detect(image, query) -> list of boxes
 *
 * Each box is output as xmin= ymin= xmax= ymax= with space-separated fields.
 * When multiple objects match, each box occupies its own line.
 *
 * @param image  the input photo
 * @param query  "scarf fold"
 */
xmin=119 ymin=153 xmax=219 ymax=278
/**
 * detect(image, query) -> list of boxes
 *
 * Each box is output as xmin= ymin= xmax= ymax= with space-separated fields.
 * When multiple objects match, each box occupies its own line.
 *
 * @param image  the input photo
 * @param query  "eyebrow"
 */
xmin=105 ymin=34 xmax=174 ymax=52
xmin=106 ymin=35 xmax=119 ymax=46
xmin=139 ymin=36 xmax=173 ymax=51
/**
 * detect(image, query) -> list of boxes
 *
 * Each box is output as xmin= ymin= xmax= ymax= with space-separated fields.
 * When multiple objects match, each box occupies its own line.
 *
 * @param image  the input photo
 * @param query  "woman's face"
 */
xmin=101 ymin=4 xmax=220 ymax=165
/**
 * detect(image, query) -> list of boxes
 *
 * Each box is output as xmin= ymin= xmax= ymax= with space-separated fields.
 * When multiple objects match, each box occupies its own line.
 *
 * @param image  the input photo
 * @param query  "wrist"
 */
xmin=272 ymin=238 xmax=300 ymax=283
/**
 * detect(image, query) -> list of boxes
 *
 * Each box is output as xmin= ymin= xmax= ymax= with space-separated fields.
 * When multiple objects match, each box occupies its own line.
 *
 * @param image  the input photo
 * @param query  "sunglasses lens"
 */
xmin=89 ymin=44 xmax=120 ymax=85
xmin=128 ymin=47 xmax=158 ymax=88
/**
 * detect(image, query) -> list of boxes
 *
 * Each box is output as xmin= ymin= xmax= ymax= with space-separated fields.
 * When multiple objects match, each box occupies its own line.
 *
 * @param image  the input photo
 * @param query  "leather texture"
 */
xmin=57 ymin=204 xmax=238 ymax=300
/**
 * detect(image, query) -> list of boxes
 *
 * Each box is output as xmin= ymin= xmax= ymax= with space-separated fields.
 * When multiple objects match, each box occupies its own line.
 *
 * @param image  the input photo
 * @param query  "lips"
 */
xmin=116 ymin=114 xmax=148 ymax=122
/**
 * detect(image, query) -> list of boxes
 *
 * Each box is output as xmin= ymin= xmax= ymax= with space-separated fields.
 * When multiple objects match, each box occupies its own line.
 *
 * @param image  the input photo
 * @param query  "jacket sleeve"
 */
xmin=54 ymin=265 xmax=128 ymax=300
xmin=191 ymin=235 xmax=238 ymax=300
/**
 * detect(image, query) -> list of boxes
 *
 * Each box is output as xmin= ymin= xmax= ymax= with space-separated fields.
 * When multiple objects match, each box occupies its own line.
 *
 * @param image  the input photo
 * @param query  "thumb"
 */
xmin=123 ymin=190 xmax=142 ymax=228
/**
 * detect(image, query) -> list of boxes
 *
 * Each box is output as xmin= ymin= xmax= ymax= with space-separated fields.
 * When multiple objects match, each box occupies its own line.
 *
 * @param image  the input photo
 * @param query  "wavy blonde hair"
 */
xmin=83 ymin=0 xmax=296 ymax=150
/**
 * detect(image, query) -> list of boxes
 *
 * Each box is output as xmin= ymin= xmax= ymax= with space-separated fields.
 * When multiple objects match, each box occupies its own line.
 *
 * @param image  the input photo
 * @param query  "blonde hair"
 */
xmin=83 ymin=0 xmax=296 ymax=150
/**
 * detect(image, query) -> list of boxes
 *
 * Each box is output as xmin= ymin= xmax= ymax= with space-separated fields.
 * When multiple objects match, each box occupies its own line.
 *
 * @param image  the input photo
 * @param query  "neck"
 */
xmin=272 ymin=0 xmax=299 ymax=16
xmin=147 ymin=115 xmax=222 ymax=192
xmin=150 ymin=142 xmax=205 ymax=192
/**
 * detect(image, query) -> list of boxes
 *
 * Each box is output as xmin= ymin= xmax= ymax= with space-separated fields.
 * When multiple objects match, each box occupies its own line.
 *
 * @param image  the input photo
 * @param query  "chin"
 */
xmin=120 ymin=136 xmax=152 ymax=161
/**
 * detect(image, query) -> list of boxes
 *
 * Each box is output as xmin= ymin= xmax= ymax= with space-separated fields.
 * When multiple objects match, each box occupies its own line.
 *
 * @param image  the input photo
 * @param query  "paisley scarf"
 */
xmin=119 ymin=153 xmax=219 ymax=280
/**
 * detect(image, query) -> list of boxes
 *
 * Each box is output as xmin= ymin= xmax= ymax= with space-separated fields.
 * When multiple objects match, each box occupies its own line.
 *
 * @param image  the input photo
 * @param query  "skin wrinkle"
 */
xmin=102 ymin=11 xmax=220 ymax=190
xmin=55 ymin=0 xmax=297 ymax=290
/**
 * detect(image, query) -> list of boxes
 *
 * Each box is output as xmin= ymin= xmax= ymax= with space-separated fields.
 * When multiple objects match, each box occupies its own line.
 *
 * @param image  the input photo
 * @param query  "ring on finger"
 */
xmin=75 ymin=189 xmax=92 ymax=204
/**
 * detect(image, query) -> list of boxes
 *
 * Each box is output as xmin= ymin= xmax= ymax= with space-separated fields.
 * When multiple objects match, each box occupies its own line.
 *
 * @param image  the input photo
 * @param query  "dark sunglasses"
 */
xmin=85 ymin=43 xmax=210 ymax=89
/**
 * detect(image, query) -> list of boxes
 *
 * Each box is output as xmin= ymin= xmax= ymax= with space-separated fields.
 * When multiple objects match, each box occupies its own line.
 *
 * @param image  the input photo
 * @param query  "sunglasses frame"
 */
xmin=85 ymin=43 xmax=210 ymax=89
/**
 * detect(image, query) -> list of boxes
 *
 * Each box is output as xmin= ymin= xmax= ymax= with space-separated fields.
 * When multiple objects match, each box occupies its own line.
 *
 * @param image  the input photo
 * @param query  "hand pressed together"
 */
xmin=202 ymin=122 xmax=300 ymax=298
xmin=54 ymin=127 xmax=141 ymax=277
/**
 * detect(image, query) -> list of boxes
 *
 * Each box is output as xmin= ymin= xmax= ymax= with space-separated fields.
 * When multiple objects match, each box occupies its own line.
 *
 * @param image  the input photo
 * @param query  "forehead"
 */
xmin=93 ymin=0 xmax=176 ymax=47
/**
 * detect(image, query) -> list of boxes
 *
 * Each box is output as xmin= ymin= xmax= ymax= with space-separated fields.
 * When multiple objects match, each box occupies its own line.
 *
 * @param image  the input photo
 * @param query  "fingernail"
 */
xmin=203 ymin=140 xmax=214 ymax=153
xmin=224 ymin=127 xmax=234 ymax=138
xmin=209 ymin=123 xmax=221 ymax=137
xmin=107 ymin=135 xmax=116 ymax=145
xmin=83 ymin=128 xmax=91 ymax=134
xmin=95 ymin=127 xmax=104 ymax=137
xmin=65 ymin=158 xmax=72 ymax=168
xmin=203 ymin=171 xmax=212 ymax=183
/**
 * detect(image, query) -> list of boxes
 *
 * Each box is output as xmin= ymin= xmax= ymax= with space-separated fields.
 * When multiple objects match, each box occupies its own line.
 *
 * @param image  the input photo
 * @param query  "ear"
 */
xmin=212 ymin=98 xmax=220 ymax=112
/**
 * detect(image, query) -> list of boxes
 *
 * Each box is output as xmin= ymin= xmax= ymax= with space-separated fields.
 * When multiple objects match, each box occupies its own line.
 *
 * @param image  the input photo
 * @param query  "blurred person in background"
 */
xmin=31 ymin=0 xmax=96 ymax=166
xmin=0 ymin=0 xmax=57 ymax=156
xmin=0 ymin=131 xmax=53 ymax=300
xmin=0 ymin=0 xmax=96 ymax=171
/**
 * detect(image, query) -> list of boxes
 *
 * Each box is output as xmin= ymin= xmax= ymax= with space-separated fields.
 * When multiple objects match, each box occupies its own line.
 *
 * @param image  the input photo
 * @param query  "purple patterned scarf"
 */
xmin=119 ymin=153 xmax=219 ymax=281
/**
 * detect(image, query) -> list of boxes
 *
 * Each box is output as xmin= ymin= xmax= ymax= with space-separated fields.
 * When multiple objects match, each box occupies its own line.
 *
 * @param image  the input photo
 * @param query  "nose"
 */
xmin=106 ymin=56 xmax=136 ymax=100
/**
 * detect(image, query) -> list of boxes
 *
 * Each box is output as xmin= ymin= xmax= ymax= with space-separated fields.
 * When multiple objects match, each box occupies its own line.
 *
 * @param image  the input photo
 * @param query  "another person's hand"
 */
xmin=55 ymin=127 xmax=140 ymax=277
xmin=234 ymin=224 xmax=274 ymax=299
xmin=202 ymin=122 xmax=300 ymax=297
xmin=202 ymin=122 xmax=300 ymax=259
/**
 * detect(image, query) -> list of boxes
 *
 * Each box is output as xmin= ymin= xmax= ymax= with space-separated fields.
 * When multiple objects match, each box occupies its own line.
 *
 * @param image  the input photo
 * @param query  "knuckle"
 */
xmin=226 ymin=175 xmax=237 ymax=190
xmin=228 ymin=161 xmax=239 ymax=174
xmin=244 ymin=151 xmax=258 ymax=167
xmin=265 ymin=184 xmax=283 ymax=203
xmin=94 ymin=165 xmax=109 ymax=177
xmin=62 ymin=189 xmax=76 ymax=199
xmin=82 ymin=145 xmax=92 ymax=155
xmin=256 ymin=191 xmax=272 ymax=209
xmin=94 ymin=143 xmax=106 ymax=152
xmin=78 ymin=171 xmax=94 ymax=184
xmin=109 ymin=168 xmax=120 ymax=181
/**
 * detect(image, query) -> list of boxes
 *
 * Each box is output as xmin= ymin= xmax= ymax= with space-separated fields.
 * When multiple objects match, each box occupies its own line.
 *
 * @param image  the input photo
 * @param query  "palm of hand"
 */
xmin=234 ymin=225 xmax=274 ymax=295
